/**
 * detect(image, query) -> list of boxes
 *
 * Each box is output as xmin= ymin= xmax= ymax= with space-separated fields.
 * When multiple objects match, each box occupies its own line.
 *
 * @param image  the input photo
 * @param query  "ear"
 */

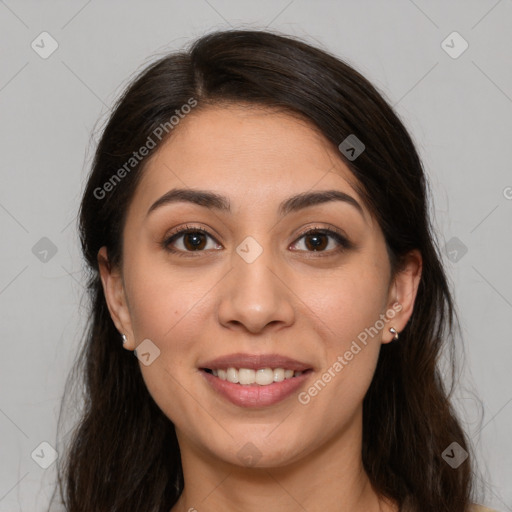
xmin=97 ymin=246 xmax=134 ymax=350
xmin=382 ymin=249 xmax=422 ymax=343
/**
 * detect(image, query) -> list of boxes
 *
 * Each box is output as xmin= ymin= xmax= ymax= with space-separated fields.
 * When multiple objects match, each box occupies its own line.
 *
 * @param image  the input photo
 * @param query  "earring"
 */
xmin=389 ymin=327 xmax=399 ymax=341
xmin=121 ymin=333 xmax=127 ymax=345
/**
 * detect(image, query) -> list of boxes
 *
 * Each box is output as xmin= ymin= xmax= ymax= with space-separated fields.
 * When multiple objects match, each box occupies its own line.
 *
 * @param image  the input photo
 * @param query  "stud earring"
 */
xmin=389 ymin=327 xmax=399 ymax=341
xmin=121 ymin=333 xmax=127 ymax=345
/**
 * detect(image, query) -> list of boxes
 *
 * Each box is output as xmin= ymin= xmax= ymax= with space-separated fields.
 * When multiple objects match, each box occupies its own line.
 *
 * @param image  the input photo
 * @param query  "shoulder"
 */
xmin=470 ymin=504 xmax=500 ymax=512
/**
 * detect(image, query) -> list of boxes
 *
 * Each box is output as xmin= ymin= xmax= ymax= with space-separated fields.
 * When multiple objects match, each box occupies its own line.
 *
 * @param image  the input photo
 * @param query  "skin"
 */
xmin=98 ymin=104 xmax=422 ymax=512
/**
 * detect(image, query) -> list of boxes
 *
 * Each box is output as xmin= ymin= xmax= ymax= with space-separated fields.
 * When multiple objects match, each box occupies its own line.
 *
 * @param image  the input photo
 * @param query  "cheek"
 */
xmin=124 ymin=260 xmax=212 ymax=426
xmin=295 ymin=263 xmax=389 ymax=349
xmin=293 ymin=260 xmax=388 ymax=409
xmin=124 ymin=253 xmax=212 ymax=344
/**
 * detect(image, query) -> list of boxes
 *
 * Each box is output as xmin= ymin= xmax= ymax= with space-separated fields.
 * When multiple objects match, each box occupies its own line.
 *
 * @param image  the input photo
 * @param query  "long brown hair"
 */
xmin=50 ymin=28 xmax=476 ymax=512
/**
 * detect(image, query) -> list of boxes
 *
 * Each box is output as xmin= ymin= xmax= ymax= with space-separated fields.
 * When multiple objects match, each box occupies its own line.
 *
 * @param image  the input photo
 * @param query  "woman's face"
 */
xmin=99 ymin=104 xmax=420 ymax=468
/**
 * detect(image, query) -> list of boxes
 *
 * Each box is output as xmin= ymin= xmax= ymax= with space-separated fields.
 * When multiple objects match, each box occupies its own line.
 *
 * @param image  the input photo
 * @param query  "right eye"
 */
xmin=162 ymin=225 xmax=222 ymax=255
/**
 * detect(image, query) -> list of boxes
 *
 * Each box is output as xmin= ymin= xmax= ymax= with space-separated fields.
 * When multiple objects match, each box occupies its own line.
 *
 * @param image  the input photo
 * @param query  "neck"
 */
xmin=171 ymin=410 xmax=394 ymax=512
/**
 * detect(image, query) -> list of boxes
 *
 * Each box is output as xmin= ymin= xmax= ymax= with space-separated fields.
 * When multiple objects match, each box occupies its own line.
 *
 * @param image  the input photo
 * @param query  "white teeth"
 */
xmin=255 ymin=368 xmax=274 ymax=385
xmin=209 ymin=367 xmax=306 ymax=385
xmin=273 ymin=368 xmax=285 ymax=382
xmin=238 ymin=368 xmax=255 ymax=385
xmin=226 ymin=367 xmax=239 ymax=383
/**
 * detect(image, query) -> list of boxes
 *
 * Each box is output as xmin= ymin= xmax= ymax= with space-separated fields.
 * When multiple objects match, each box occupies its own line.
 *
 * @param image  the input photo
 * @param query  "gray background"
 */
xmin=0 ymin=1 xmax=511 ymax=510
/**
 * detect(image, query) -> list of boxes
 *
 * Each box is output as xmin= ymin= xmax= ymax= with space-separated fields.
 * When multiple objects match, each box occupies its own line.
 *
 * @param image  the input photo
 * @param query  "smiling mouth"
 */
xmin=201 ymin=367 xmax=312 ymax=386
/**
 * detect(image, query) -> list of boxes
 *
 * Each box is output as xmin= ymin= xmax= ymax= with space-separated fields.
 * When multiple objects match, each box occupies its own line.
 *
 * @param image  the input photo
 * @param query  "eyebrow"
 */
xmin=146 ymin=187 xmax=365 ymax=219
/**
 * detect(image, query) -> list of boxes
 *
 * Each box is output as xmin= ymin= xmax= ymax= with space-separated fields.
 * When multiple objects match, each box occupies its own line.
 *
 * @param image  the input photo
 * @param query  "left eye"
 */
xmin=290 ymin=228 xmax=349 ymax=253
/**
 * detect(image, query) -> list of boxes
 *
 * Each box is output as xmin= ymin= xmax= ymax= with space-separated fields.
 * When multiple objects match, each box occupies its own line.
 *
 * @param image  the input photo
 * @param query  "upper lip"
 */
xmin=199 ymin=353 xmax=312 ymax=371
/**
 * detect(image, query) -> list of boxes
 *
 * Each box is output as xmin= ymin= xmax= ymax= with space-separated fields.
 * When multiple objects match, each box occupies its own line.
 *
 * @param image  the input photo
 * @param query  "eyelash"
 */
xmin=161 ymin=224 xmax=353 ymax=258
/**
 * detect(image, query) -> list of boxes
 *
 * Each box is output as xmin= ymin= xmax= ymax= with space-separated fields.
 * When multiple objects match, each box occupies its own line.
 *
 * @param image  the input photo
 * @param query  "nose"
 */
xmin=216 ymin=240 xmax=295 ymax=334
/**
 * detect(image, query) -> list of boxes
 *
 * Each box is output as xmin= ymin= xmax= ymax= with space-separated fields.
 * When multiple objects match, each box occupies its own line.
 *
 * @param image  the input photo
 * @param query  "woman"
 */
xmin=51 ymin=29 xmax=497 ymax=512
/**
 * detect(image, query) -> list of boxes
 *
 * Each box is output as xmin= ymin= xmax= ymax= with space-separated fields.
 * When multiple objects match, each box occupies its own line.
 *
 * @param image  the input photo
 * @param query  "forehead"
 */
xmin=132 ymin=104 xmax=369 ymax=220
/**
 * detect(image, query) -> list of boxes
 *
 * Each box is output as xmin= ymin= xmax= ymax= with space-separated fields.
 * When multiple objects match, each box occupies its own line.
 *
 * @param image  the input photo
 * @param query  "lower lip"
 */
xmin=201 ymin=370 xmax=311 ymax=408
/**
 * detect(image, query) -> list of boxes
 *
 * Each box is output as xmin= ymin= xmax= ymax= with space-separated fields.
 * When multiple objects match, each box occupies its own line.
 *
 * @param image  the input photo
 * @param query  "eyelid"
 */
xmin=294 ymin=224 xmax=351 ymax=246
xmin=166 ymin=224 xmax=212 ymax=239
